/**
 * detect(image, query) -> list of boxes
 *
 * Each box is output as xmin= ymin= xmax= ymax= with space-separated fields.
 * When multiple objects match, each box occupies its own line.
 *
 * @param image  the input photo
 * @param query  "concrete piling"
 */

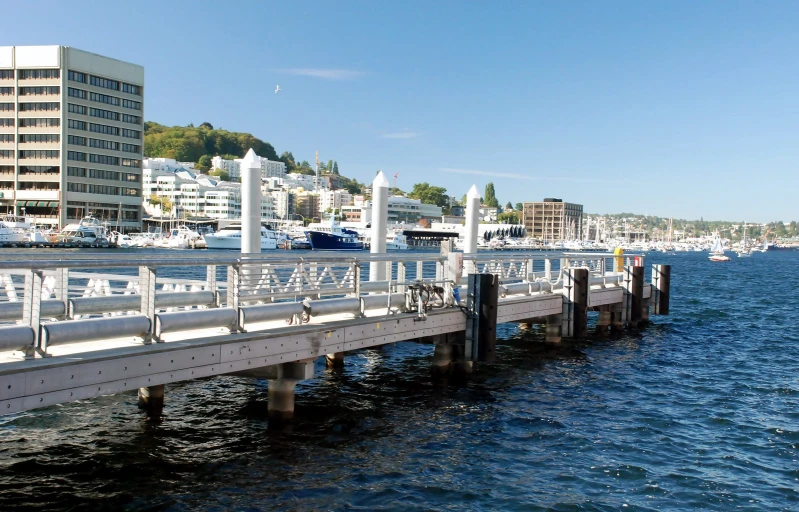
xmin=325 ymin=352 xmax=345 ymax=369
xmin=138 ymin=385 xmax=164 ymax=417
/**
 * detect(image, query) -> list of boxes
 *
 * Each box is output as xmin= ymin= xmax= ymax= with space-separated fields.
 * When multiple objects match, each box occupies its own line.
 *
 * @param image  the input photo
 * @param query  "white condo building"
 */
xmin=0 ymin=45 xmax=144 ymax=231
xmin=211 ymin=154 xmax=286 ymax=180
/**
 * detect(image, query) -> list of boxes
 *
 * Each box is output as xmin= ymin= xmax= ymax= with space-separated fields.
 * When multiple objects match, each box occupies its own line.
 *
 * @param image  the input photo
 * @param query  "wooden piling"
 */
xmin=138 ymin=385 xmax=164 ymax=418
xmin=629 ymin=266 xmax=644 ymax=328
xmin=653 ymin=264 xmax=671 ymax=315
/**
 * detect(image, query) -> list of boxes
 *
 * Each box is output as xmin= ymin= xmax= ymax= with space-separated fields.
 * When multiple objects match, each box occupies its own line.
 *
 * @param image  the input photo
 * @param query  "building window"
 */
xmin=120 ymin=128 xmax=141 ymax=139
xmin=68 ymin=70 xmax=86 ymax=83
xmin=89 ymin=107 xmax=119 ymax=121
xmin=89 ymin=154 xmax=119 ymax=166
xmin=67 ymin=166 xmax=87 ymax=177
xmin=122 ymin=187 xmax=140 ymax=196
xmin=88 ymin=184 xmax=120 ymax=195
xmin=19 ymin=165 xmax=59 ymax=174
xmin=123 ymin=172 xmax=139 ymax=182
xmin=120 ymin=143 xmax=140 ymax=154
xmin=68 ymin=119 xmax=86 ymax=130
xmin=19 ymin=102 xmax=60 ymax=112
xmin=68 ymin=87 xmax=86 ymax=99
xmin=68 ymin=151 xmax=87 ymax=161
xmin=88 ymin=123 xmax=119 ymax=136
xmin=121 ymin=158 xmax=141 ymax=168
xmin=20 ymin=150 xmax=59 ymax=159
xmin=89 ymin=91 xmax=120 ymax=106
xmin=0 ymin=150 xmax=13 ymax=158
xmin=0 ymin=134 xmax=13 ymax=143
xmin=20 ymin=118 xmax=60 ymax=128
xmin=88 ymin=138 xmax=119 ymax=151
xmin=67 ymin=135 xmax=86 ymax=146
xmin=121 ymin=83 xmax=141 ymax=95
xmin=68 ymin=103 xmax=87 ymax=115
xmin=0 ymin=118 xmax=13 ymax=127
xmin=20 ymin=134 xmax=61 ymax=143
xmin=0 ymin=103 xmax=14 ymax=112
xmin=19 ymin=69 xmax=60 ymax=79
xmin=89 ymin=168 xmax=120 ymax=180
xmin=0 ymin=71 xmax=14 ymax=79
xmin=121 ymin=98 xmax=141 ymax=110
xmin=0 ymin=87 xmax=13 ymax=96
xmin=121 ymin=113 xmax=141 ymax=125
xmin=89 ymin=76 xmax=119 ymax=91
xmin=67 ymin=182 xmax=87 ymax=193
xmin=20 ymin=86 xmax=60 ymax=96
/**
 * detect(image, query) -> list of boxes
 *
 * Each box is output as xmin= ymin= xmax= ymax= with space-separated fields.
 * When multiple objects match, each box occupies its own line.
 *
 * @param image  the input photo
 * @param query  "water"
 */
xmin=1 ymin=250 xmax=798 ymax=511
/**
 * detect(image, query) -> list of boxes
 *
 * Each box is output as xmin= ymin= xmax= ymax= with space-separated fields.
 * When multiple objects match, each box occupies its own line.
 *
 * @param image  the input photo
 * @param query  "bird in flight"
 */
xmin=275 ymin=85 xmax=281 ymax=94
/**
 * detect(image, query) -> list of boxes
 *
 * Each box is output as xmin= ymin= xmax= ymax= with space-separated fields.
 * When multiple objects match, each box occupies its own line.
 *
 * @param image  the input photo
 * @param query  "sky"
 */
xmin=3 ymin=0 xmax=799 ymax=222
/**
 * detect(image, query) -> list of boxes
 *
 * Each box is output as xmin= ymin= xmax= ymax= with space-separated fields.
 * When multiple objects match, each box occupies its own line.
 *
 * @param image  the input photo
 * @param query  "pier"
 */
xmin=0 ymin=249 xmax=670 ymax=422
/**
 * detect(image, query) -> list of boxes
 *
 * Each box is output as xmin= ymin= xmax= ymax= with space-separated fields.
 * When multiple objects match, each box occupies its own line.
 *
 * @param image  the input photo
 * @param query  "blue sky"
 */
xmin=3 ymin=1 xmax=799 ymax=222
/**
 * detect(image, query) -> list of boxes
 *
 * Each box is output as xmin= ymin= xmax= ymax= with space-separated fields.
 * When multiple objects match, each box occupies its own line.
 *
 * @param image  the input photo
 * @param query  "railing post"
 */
xmin=139 ymin=266 xmax=156 ymax=344
xmin=226 ymin=264 xmax=241 ymax=331
xmin=545 ymin=258 xmax=552 ymax=282
xmin=396 ymin=261 xmax=406 ymax=294
xmin=206 ymin=264 xmax=218 ymax=307
xmin=352 ymin=261 xmax=362 ymax=297
xmin=22 ymin=270 xmax=43 ymax=359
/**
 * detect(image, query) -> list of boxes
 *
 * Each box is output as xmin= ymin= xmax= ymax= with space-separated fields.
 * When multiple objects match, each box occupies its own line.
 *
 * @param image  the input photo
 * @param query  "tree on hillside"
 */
xmin=515 ymin=202 xmax=523 ymax=211
xmin=279 ymin=151 xmax=296 ymax=171
xmin=505 ymin=201 xmax=513 ymax=210
xmin=196 ymin=155 xmax=212 ymax=171
xmin=199 ymin=122 xmax=214 ymax=130
xmin=208 ymin=168 xmax=230 ymax=182
xmin=484 ymin=182 xmax=499 ymax=208
xmin=408 ymin=182 xmax=449 ymax=207
xmin=327 ymin=160 xmax=333 ymax=174
xmin=498 ymin=212 xmax=519 ymax=224
xmin=333 ymin=161 xmax=339 ymax=175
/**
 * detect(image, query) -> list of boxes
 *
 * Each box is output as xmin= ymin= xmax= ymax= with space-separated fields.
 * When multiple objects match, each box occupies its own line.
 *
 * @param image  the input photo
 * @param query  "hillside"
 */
xmin=143 ymin=121 xmax=278 ymax=172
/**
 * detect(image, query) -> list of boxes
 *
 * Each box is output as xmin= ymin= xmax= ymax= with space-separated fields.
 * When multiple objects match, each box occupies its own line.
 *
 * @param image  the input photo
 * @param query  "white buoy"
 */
xmin=369 ymin=171 xmax=390 ymax=281
xmin=241 ymin=148 xmax=261 ymax=255
xmin=464 ymin=184 xmax=480 ymax=256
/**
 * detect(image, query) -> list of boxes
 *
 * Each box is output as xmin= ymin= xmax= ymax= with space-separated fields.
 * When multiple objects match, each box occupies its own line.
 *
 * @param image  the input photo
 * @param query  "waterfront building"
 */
xmin=0 ymin=45 xmax=144 ymax=231
xmin=522 ymin=198 xmax=584 ymax=242
xmin=211 ymin=155 xmax=286 ymax=180
xmin=319 ymin=189 xmax=353 ymax=213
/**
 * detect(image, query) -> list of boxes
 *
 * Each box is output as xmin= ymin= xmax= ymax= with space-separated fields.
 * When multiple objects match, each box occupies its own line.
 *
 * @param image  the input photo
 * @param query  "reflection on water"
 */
xmin=0 ymin=251 xmax=798 ymax=510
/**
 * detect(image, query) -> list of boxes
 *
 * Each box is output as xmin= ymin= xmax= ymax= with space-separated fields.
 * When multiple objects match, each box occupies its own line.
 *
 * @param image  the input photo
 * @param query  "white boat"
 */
xmin=165 ymin=226 xmax=201 ymax=249
xmin=0 ymin=221 xmax=27 ymax=243
xmin=57 ymin=215 xmax=109 ymax=245
xmin=204 ymin=223 xmax=278 ymax=250
xmin=386 ymin=232 xmax=409 ymax=251
xmin=708 ymin=232 xmax=730 ymax=262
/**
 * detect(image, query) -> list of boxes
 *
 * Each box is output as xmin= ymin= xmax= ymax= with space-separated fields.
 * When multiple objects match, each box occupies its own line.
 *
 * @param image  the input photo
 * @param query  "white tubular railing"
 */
xmin=0 ymin=250 xmax=644 ymax=360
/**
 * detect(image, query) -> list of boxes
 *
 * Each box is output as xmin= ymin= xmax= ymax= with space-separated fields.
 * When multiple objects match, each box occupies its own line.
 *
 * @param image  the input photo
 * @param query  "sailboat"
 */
xmin=736 ymin=223 xmax=751 ymax=257
xmin=708 ymin=231 xmax=730 ymax=262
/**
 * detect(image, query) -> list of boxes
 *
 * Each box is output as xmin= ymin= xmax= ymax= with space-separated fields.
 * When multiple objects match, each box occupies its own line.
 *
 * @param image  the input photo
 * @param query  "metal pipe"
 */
xmin=154 ymin=309 xmax=237 ymax=338
xmin=239 ymin=301 xmax=305 ymax=326
xmin=360 ymin=280 xmax=392 ymax=292
xmin=0 ymin=325 xmax=35 ymax=351
xmin=0 ymin=300 xmax=65 ymax=321
xmin=67 ymin=291 xmax=216 ymax=316
xmin=41 ymin=316 xmax=151 ymax=350
xmin=304 ymin=297 xmax=361 ymax=317
xmin=360 ymin=293 xmax=405 ymax=312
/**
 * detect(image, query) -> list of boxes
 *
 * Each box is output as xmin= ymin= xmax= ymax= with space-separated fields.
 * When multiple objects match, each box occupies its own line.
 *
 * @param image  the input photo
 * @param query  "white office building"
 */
xmin=211 ymin=154 xmax=286 ymax=180
xmin=0 ymin=45 xmax=144 ymax=231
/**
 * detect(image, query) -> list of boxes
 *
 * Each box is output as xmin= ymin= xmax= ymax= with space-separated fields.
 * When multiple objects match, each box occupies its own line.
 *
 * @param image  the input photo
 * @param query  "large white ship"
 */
xmin=203 ymin=223 xmax=278 ymax=250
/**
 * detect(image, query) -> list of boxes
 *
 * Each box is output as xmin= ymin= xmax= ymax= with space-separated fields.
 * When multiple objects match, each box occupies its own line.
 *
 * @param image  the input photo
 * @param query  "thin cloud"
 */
xmin=441 ymin=168 xmax=631 ymax=185
xmin=274 ymin=68 xmax=366 ymax=80
xmin=382 ymin=131 xmax=419 ymax=140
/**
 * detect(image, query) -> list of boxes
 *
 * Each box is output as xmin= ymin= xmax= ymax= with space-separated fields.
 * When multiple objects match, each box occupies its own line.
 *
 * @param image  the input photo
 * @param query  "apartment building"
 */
xmin=522 ymin=198 xmax=583 ymax=242
xmin=211 ymin=155 xmax=286 ymax=180
xmin=0 ymin=45 xmax=144 ymax=231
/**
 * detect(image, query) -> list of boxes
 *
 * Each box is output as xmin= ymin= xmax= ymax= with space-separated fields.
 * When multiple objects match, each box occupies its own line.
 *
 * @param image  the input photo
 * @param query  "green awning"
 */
xmin=37 ymin=201 xmax=47 ymax=207
xmin=48 ymin=201 xmax=58 ymax=207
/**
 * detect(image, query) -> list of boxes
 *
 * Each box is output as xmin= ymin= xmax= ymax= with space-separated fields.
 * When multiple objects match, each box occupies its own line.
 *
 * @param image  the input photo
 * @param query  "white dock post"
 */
xmin=241 ymin=148 xmax=262 ymax=255
xmin=463 ymin=184 xmax=480 ymax=275
xmin=369 ymin=171 xmax=389 ymax=281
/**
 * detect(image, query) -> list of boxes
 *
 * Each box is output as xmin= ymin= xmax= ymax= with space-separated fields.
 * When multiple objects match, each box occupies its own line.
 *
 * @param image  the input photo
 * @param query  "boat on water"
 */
xmin=305 ymin=217 xmax=364 ymax=251
xmin=164 ymin=226 xmax=201 ymax=249
xmin=0 ymin=220 xmax=27 ymax=243
xmin=203 ymin=223 xmax=278 ymax=250
xmin=387 ymin=232 xmax=409 ymax=250
xmin=56 ymin=215 xmax=110 ymax=245
xmin=708 ymin=232 xmax=730 ymax=262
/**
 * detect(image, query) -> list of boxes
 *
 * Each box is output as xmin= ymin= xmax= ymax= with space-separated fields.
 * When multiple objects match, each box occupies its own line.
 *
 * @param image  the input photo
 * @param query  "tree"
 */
xmin=279 ymin=151 xmax=296 ymax=171
xmin=408 ymin=182 xmax=449 ymax=207
xmin=505 ymin=201 xmax=513 ymax=210
xmin=327 ymin=160 xmax=333 ymax=173
xmin=497 ymin=212 xmax=519 ymax=224
xmin=333 ymin=161 xmax=339 ymax=175
xmin=208 ymin=168 xmax=230 ymax=182
xmin=199 ymin=122 xmax=214 ymax=130
xmin=515 ymin=202 xmax=523 ymax=211
xmin=196 ymin=154 xmax=212 ymax=171
xmin=484 ymin=182 xmax=499 ymax=208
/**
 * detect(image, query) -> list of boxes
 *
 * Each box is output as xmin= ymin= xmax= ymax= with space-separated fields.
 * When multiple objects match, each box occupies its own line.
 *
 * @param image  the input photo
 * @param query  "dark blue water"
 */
xmin=1 ymin=251 xmax=798 ymax=511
